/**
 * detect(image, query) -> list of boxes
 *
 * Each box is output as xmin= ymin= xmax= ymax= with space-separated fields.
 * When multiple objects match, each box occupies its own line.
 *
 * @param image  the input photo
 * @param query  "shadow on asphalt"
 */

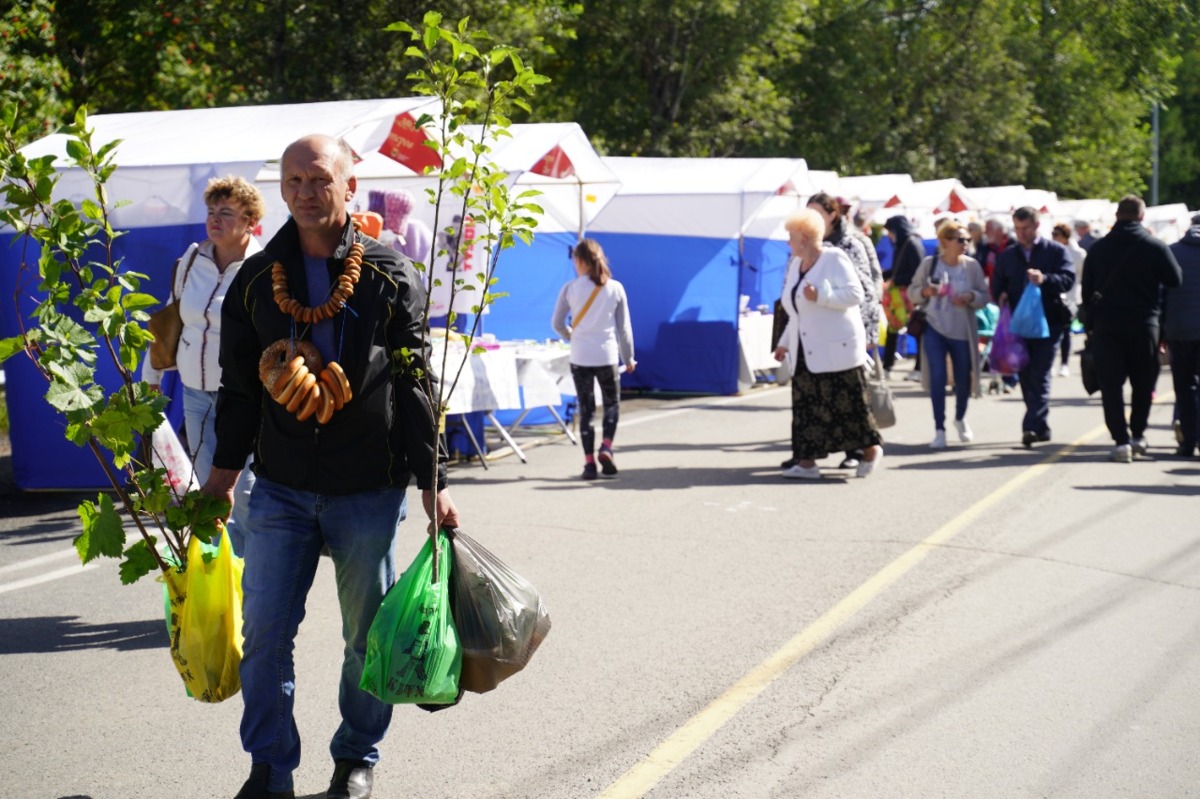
xmin=0 ymin=616 xmax=166 ymax=655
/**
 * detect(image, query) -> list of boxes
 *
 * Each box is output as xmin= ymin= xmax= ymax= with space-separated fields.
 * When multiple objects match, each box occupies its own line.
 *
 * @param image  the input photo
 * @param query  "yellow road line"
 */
xmin=597 ymin=420 xmax=1113 ymax=798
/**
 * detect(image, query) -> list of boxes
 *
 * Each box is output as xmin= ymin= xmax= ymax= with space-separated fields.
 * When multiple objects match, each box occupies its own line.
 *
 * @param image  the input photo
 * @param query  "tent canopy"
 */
xmin=589 ymin=157 xmax=812 ymax=238
xmin=14 ymin=99 xmax=616 ymax=237
xmin=884 ymin=178 xmax=978 ymax=215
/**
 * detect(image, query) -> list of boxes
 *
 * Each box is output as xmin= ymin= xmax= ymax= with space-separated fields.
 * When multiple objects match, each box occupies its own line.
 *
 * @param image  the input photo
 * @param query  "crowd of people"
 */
xmin=769 ymin=194 xmax=1198 ymax=475
xmin=142 ymin=129 xmax=1197 ymax=795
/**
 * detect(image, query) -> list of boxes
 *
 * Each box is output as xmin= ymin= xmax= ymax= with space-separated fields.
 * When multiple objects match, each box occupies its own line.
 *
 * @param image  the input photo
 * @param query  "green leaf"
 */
xmin=121 ymin=292 xmax=159 ymax=312
xmin=0 ymin=335 xmax=28 ymax=363
xmin=119 ymin=539 xmax=160 ymax=585
xmin=45 ymin=363 xmax=103 ymax=412
xmin=74 ymin=494 xmax=126 ymax=564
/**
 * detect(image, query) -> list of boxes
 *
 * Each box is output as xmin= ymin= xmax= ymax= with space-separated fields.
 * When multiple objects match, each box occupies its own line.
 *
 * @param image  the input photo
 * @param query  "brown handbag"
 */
xmin=147 ymin=247 xmax=199 ymax=371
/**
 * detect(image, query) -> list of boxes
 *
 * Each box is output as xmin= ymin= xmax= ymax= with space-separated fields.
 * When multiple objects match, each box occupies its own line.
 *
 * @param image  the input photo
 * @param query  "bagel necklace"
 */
xmin=258 ymin=223 xmax=363 ymax=425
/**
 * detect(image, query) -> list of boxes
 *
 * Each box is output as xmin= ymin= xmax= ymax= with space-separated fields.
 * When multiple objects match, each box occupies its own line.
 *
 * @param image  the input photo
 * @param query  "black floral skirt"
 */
xmin=790 ymin=348 xmax=883 ymax=460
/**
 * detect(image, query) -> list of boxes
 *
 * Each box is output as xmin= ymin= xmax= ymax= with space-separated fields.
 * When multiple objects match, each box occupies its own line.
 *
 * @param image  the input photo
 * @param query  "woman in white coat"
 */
xmin=773 ymin=208 xmax=884 ymax=479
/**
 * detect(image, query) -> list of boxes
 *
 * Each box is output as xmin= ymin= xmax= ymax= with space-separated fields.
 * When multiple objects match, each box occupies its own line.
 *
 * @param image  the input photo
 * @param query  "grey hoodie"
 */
xmin=1165 ymin=226 xmax=1200 ymax=340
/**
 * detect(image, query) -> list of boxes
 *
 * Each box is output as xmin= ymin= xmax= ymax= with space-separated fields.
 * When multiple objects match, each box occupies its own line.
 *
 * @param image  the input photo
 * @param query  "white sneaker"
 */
xmin=906 ymin=370 xmax=923 ymax=382
xmin=930 ymin=430 xmax=947 ymax=449
xmin=884 ymin=369 xmax=893 ymax=381
xmin=1131 ymin=437 xmax=1149 ymax=456
xmin=856 ymin=448 xmax=884 ymax=478
xmin=782 ymin=463 xmax=821 ymax=479
xmin=1058 ymin=364 xmax=1070 ymax=377
xmin=954 ymin=419 xmax=974 ymax=442
xmin=1110 ymin=444 xmax=1132 ymax=463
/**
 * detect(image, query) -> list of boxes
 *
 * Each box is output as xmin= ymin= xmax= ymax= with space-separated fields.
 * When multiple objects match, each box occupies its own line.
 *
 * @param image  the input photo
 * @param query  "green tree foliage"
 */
xmin=1160 ymin=31 xmax=1200 ymax=205
xmin=4 ymin=1 xmax=1198 ymax=201
xmin=789 ymin=0 xmax=1036 ymax=186
xmin=545 ymin=0 xmax=803 ymax=156
xmin=0 ymin=0 xmax=69 ymax=142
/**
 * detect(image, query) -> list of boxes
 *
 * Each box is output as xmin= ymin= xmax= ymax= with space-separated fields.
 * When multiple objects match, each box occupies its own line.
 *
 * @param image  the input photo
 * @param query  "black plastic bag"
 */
xmin=449 ymin=530 xmax=551 ymax=693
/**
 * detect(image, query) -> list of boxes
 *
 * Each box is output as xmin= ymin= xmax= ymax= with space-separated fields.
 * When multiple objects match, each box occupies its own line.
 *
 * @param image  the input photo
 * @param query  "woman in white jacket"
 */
xmin=552 ymin=238 xmax=636 ymax=480
xmin=773 ymin=208 xmax=884 ymax=479
xmin=142 ymin=176 xmax=264 ymax=551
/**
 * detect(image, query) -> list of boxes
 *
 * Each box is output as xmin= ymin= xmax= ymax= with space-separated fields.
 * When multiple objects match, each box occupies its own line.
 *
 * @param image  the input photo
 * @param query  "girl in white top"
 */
xmin=141 ymin=175 xmax=264 ymax=552
xmin=551 ymin=238 xmax=636 ymax=480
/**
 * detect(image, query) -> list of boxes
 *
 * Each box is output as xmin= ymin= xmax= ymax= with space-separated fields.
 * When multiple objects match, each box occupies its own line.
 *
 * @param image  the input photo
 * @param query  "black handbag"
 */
xmin=1079 ymin=337 xmax=1099 ymax=395
xmin=770 ymin=299 xmax=787 ymax=350
xmin=905 ymin=308 xmax=927 ymax=338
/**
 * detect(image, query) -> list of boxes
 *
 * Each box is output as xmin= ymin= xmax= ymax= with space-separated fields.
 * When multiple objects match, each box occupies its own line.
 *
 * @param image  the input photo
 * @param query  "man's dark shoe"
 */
xmin=327 ymin=760 xmax=373 ymax=799
xmin=234 ymin=763 xmax=294 ymax=799
xmin=1022 ymin=430 xmax=1050 ymax=449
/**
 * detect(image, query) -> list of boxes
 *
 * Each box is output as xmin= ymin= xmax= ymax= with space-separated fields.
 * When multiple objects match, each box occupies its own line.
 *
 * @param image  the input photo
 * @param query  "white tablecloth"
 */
xmin=429 ymin=341 xmax=572 ymax=415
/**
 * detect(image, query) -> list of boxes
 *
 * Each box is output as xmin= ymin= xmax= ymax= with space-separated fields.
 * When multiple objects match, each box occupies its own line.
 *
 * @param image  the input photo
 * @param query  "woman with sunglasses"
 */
xmin=906 ymin=220 xmax=991 ymax=449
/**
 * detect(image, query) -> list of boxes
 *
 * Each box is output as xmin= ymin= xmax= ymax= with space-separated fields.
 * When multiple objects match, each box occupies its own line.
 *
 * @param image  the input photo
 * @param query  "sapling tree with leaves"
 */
xmin=0 ymin=103 xmax=228 ymax=584
xmin=0 ymin=14 xmax=547 ymax=587
xmin=386 ymin=14 xmax=547 ymax=575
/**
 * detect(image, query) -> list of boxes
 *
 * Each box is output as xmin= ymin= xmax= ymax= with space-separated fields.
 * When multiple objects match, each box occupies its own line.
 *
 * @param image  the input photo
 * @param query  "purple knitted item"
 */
xmin=367 ymin=191 xmax=386 ymax=217
xmin=384 ymin=191 xmax=415 ymax=233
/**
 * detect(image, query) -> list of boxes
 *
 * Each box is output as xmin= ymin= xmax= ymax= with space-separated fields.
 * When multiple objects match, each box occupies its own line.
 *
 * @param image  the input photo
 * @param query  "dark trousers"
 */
xmin=571 ymin=364 xmax=621 ymax=455
xmin=1169 ymin=339 xmax=1200 ymax=452
xmin=1018 ymin=327 xmax=1064 ymax=436
xmin=1093 ymin=325 xmax=1161 ymax=445
xmin=882 ymin=329 xmax=921 ymax=372
xmin=1060 ymin=327 xmax=1072 ymax=365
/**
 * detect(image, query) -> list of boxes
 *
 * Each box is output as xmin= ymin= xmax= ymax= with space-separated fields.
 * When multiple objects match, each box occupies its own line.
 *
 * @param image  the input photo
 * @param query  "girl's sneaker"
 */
xmin=598 ymin=448 xmax=618 ymax=476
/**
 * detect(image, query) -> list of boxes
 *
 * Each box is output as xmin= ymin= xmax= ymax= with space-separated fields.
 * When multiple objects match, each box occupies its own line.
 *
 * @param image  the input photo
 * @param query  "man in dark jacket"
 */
xmin=1163 ymin=213 xmax=1200 ymax=456
xmin=1081 ymin=195 xmax=1183 ymax=462
xmin=205 ymin=134 xmax=460 ymax=799
xmin=992 ymin=206 xmax=1076 ymax=447
xmin=882 ymin=214 xmax=926 ymax=377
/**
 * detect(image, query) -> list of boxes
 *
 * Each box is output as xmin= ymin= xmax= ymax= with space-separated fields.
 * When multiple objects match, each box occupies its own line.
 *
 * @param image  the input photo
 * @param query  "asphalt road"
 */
xmin=1 ymin=360 xmax=1197 ymax=799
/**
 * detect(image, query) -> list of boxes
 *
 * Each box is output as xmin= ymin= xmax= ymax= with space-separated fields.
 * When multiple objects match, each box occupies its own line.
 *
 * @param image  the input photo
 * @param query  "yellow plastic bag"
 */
xmin=160 ymin=526 xmax=244 ymax=702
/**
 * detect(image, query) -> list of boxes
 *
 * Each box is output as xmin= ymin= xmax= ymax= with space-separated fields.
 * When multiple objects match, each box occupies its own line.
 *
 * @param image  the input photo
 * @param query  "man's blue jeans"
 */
xmin=240 ymin=477 xmax=407 ymax=793
xmin=182 ymin=385 xmax=254 ymax=554
xmin=1017 ymin=327 xmax=1064 ymax=436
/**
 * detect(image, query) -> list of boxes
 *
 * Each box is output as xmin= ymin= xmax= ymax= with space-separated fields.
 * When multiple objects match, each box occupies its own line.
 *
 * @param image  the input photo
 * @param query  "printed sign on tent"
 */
xmin=530 ymin=145 xmax=575 ymax=179
xmin=379 ymin=113 xmax=443 ymax=173
xmin=429 ymin=214 xmax=487 ymax=318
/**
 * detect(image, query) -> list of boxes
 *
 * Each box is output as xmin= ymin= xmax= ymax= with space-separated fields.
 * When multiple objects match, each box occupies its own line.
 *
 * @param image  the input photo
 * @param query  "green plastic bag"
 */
xmin=360 ymin=529 xmax=461 ymax=704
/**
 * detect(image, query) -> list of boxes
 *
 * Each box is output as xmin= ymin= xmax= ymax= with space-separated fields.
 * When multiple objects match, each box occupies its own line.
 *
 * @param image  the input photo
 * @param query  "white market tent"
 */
xmin=1144 ymin=203 xmax=1194 ymax=242
xmin=15 ymin=98 xmax=440 ymax=231
xmin=882 ymin=178 xmax=979 ymax=216
xmin=16 ymin=99 xmax=619 ymax=239
xmin=2 ymin=99 xmax=621 ymax=489
xmin=586 ymin=156 xmax=814 ymax=393
xmin=836 ymin=173 xmax=913 ymax=219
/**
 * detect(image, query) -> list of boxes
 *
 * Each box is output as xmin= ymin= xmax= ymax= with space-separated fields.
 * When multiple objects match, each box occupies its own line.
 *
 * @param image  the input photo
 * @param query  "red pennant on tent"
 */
xmin=530 ymin=145 xmax=575 ymax=179
xmin=777 ymin=180 xmax=796 ymax=196
xmin=883 ymin=195 xmax=901 ymax=208
xmin=947 ymin=191 xmax=968 ymax=213
xmin=379 ymin=113 xmax=442 ymax=173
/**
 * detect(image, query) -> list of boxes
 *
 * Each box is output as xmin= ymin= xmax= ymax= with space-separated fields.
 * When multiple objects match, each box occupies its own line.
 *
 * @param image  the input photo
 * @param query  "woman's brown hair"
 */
xmin=573 ymin=238 xmax=611 ymax=286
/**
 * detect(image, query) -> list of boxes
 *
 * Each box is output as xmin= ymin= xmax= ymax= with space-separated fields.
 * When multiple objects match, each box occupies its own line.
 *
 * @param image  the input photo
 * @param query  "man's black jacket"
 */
xmin=213 ymin=217 xmax=447 ymax=494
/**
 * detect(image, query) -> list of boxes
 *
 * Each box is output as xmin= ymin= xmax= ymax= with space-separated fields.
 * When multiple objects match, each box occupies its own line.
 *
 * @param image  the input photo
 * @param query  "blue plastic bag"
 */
xmin=1010 ymin=285 xmax=1050 ymax=339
